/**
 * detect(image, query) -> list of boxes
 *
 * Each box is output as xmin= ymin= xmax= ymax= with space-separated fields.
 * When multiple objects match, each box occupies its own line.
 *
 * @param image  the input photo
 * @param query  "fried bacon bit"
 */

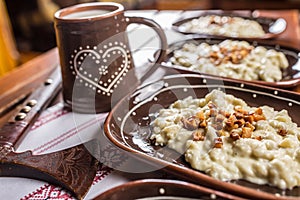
xmin=193 ymin=129 xmax=205 ymax=141
xmin=196 ymin=111 xmax=208 ymax=128
xmin=207 ymin=45 xmax=253 ymax=66
xmin=224 ymin=115 xmax=236 ymax=131
xmin=233 ymin=112 xmax=244 ymax=119
xmin=209 ymin=109 xmax=218 ymax=118
xmin=181 ymin=110 xmax=208 ymax=130
xmin=214 ymin=137 xmax=223 ymax=148
xmin=209 ymin=51 xmax=218 ymax=59
xmin=255 ymin=107 xmax=263 ymax=115
xmin=244 ymin=115 xmax=254 ymax=124
xmin=233 ymin=124 xmax=239 ymax=129
xmin=253 ymin=114 xmax=266 ymax=122
xmin=255 ymin=136 xmax=263 ymax=141
xmin=230 ymin=130 xmax=240 ymax=140
xmin=241 ymin=127 xmax=252 ymax=138
xmin=234 ymin=118 xmax=245 ymax=127
xmin=278 ymin=129 xmax=288 ymax=137
xmin=181 ymin=116 xmax=199 ymax=131
xmin=196 ymin=111 xmax=205 ymax=121
xmin=199 ymin=120 xmax=207 ymax=128
xmin=244 ymin=122 xmax=255 ymax=131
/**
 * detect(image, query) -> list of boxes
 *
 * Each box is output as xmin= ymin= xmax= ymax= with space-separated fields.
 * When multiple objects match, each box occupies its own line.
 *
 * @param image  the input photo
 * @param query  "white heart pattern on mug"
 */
xmin=69 ymin=42 xmax=131 ymax=96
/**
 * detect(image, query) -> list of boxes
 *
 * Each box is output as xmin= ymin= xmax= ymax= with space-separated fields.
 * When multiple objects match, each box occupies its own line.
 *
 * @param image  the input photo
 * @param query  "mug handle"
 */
xmin=126 ymin=16 xmax=168 ymax=81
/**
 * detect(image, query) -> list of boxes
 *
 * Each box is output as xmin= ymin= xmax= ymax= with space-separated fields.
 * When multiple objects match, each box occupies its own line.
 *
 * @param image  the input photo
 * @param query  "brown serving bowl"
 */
xmin=104 ymin=68 xmax=300 ymax=200
xmin=172 ymin=10 xmax=286 ymax=40
xmin=161 ymin=37 xmax=300 ymax=88
xmin=94 ymin=179 xmax=246 ymax=200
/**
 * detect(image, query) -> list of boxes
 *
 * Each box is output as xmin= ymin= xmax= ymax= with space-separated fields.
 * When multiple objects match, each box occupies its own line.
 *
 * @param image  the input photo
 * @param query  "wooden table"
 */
xmin=0 ymin=9 xmax=299 ymax=198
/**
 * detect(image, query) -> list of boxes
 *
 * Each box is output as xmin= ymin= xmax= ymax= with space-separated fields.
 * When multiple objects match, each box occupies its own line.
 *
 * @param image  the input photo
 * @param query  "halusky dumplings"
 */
xmin=151 ymin=90 xmax=300 ymax=189
xmin=179 ymin=15 xmax=266 ymax=38
xmin=170 ymin=40 xmax=289 ymax=82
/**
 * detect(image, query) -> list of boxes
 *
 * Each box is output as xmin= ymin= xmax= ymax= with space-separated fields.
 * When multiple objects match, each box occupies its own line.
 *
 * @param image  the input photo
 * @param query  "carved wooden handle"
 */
xmin=0 ymin=67 xmax=62 ymax=150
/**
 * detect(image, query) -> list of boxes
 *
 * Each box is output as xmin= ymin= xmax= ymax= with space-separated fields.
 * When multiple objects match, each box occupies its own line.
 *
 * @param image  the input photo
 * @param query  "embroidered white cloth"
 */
xmin=0 ymin=103 xmax=166 ymax=199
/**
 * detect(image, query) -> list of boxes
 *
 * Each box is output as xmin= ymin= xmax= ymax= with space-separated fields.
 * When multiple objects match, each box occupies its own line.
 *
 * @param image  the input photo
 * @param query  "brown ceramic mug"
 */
xmin=54 ymin=2 xmax=167 ymax=113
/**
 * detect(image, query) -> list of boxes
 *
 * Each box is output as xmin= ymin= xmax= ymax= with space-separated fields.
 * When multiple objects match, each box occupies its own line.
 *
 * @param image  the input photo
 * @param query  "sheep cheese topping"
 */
xmin=179 ymin=15 xmax=266 ymax=38
xmin=170 ymin=40 xmax=289 ymax=82
xmin=151 ymin=90 xmax=300 ymax=189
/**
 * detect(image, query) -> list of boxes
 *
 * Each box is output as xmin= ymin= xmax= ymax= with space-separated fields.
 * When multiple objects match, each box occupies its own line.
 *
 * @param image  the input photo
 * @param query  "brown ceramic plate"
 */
xmin=161 ymin=37 xmax=300 ymax=88
xmin=104 ymin=71 xmax=300 ymax=199
xmin=172 ymin=10 xmax=286 ymax=39
xmin=94 ymin=179 xmax=245 ymax=200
